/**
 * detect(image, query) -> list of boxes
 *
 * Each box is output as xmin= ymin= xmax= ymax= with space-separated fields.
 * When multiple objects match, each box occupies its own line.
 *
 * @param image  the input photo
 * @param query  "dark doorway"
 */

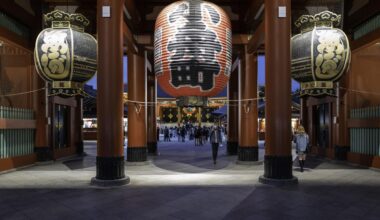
xmin=314 ymin=103 xmax=330 ymax=148
xmin=54 ymin=104 xmax=69 ymax=149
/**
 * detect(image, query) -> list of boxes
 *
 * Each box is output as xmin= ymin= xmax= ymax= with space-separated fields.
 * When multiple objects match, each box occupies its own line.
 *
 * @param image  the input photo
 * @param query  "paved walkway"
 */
xmin=0 ymin=140 xmax=380 ymax=220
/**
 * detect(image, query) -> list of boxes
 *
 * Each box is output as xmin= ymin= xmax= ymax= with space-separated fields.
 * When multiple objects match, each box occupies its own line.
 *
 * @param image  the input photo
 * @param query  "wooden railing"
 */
xmin=0 ymin=106 xmax=35 ymax=159
xmin=349 ymin=106 xmax=380 ymax=156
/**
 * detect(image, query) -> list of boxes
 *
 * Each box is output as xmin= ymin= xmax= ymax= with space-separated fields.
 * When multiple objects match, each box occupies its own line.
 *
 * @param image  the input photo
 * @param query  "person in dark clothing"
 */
xmin=180 ymin=126 xmax=186 ymax=142
xmin=198 ymin=127 xmax=203 ymax=146
xmin=194 ymin=127 xmax=199 ymax=146
xmin=210 ymin=126 xmax=222 ymax=164
xmin=164 ymin=126 xmax=169 ymax=142
xmin=157 ymin=127 xmax=160 ymax=141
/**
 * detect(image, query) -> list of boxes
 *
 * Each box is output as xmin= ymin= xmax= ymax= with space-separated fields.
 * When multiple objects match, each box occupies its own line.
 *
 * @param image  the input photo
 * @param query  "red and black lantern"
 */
xmin=154 ymin=0 xmax=232 ymax=106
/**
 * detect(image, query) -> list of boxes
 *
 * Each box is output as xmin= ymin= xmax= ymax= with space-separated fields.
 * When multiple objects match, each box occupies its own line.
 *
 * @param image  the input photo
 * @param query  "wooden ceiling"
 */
xmin=2 ymin=0 xmax=379 ymax=49
xmin=42 ymin=0 xmax=263 ymax=34
xmin=133 ymin=0 xmax=255 ymax=34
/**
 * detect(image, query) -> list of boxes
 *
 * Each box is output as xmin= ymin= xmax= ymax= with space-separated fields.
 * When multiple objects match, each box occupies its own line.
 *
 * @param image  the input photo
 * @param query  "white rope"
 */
xmin=0 ymin=88 xmax=45 ymax=97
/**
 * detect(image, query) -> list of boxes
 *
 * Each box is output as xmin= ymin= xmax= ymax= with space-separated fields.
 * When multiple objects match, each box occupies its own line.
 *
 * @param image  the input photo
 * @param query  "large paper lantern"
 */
xmin=34 ymin=10 xmax=97 ymax=96
xmin=154 ymin=0 xmax=232 ymax=106
xmin=291 ymin=11 xmax=350 ymax=96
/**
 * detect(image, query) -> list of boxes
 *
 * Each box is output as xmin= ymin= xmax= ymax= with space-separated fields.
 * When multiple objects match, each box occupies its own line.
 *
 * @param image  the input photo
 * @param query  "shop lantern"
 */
xmin=34 ymin=10 xmax=97 ymax=96
xmin=291 ymin=11 xmax=350 ymax=96
xmin=154 ymin=0 xmax=232 ymax=106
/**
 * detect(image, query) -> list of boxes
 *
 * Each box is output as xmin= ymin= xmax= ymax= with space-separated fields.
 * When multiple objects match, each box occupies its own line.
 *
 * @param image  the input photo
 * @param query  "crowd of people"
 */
xmin=157 ymin=124 xmax=226 ymax=147
xmin=156 ymin=123 xmax=310 ymax=169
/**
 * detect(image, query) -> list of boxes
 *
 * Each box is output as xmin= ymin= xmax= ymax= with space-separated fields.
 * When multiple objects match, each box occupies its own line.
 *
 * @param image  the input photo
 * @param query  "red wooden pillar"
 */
xmin=127 ymin=50 xmax=147 ymax=161
xmin=34 ymin=80 xmax=52 ymax=162
xmin=227 ymin=54 xmax=239 ymax=155
xmin=259 ymin=0 xmax=297 ymax=185
xmin=238 ymin=46 xmax=258 ymax=162
xmin=75 ymin=96 xmax=84 ymax=155
xmin=92 ymin=0 xmax=129 ymax=186
xmin=147 ymin=60 xmax=157 ymax=155
xmin=334 ymin=78 xmax=350 ymax=160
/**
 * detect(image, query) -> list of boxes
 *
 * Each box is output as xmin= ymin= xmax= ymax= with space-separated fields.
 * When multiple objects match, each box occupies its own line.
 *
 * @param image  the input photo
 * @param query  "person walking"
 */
xmin=294 ymin=125 xmax=309 ymax=172
xmin=177 ymin=127 xmax=181 ymax=142
xmin=164 ymin=126 xmax=169 ymax=142
xmin=210 ymin=126 xmax=222 ymax=165
xmin=180 ymin=126 xmax=186 ymax=142
xmin=194 ymin=126 xmax=200 ymax=146
xmin=157 ymin=127 xmax=160 ymax=141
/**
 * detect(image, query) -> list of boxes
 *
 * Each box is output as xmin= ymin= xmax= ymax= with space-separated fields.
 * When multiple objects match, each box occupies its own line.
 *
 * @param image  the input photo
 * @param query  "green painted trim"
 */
xmin=353 ymin=14 xmax=380 ymax=40
xmin=0 ymin=11 xmax=30 ymax=39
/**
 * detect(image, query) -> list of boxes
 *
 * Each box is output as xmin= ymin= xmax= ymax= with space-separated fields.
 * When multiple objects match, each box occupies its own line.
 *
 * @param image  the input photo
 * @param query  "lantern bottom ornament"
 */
xmin=300 ymin=81 xmax=335 ymax=96
xmin=50 ymin=81 xmax=87 ymax=96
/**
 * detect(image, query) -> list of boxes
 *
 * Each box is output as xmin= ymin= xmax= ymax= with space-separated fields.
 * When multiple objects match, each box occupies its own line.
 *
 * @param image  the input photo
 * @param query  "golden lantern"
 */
xmin=34 ymin=10 xmax=97 ymax=96
xmin=291 ymin=11 xmax=351 ymax=96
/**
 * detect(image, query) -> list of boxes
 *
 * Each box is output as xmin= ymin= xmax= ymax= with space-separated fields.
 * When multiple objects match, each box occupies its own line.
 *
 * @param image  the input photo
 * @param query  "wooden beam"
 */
xmin=0 ymin=0 xmax=41 ymax=40
xmin=351 ymin=28 xmax=380 ymax=51
xmin=345 ymin=0 xmax=380 ymax=33
xmin=135 ymin=35 xmax=153 ymax=45
xmin=0 ymin=27 xmax=31 ymax=50
xmin=123 ymin=21 xmax=138 ymax=53
xmin=348 ymin=119 xmax=380 ymax=128
xmin=247 ymin=20 xmax=265 ymax=53
xmin=125 ymin=0 xmax=141 ymax=27
xmin=0 ymin=119 xmax=36 ymax=129
xmin=232 ymin=34 xmax=249 ymax=45
xmin=245 ymin=0 xmax=264 ymax=24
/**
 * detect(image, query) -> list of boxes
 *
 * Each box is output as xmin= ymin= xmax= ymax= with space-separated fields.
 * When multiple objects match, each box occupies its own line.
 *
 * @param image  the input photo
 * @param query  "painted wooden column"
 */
xmin=259 ymin=0 xmax=297 ymax=184
xmin=92 ymin=0 xmax=129 ymax=186
xmin=300 ymin=97 xmax=308 ymax=131
xmin=177 ymin=107 xmax=182 ymax=125
xmin=334 ymin=77 xmax=350 ymax=160
xmin=227 ymin=55 xmax=239 ymax=155
xmin=147 ymin=67 xmax=157 ymax=155
xmin=76 ymin=96 xmax=84 ymax=155
xmin=197 ymin=107 xmax=202 ymax=127
xmin=238 ymin=46 xmax=258 ymax=162
xmin=127 ymin=50 xmax=147 ymax=162
xmin=34 ymin=80 xmax=52 ymax=162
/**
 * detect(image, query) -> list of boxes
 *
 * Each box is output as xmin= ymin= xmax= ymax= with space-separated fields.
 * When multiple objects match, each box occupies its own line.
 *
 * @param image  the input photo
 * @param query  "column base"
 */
xmin=125 ymin=161 xmax=150 ymax=166
xmin=236 ymin=160 xmax=262 ymax=165
xmin=147 ymin=142 xmax=158 ymax=155
xmin=93 ymin=156 xmax=128 ymax=186
xmin=261 ymin=155 xmax=297 ymax=185
xmin=259 ymin=175 xmax=298 ymax=186
xmin=35 ymin=147 xmax=53 ymax=162
xmin=238 ymin=146 xmax=258 ymax=162
xmin=127 ymin=147 xmax=147 ymax=162
xmin=91 ymin=176 xmax=130 ymax=187
xmin=335 ymin=145 xmax=350 ymax=161
xmin=227 ymin=141 xmax=238 ymax=155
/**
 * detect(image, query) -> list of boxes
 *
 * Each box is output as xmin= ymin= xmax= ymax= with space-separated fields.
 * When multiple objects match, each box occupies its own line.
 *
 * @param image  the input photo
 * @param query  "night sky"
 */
xmin=86 ymin=55 xmax=300 ymax=94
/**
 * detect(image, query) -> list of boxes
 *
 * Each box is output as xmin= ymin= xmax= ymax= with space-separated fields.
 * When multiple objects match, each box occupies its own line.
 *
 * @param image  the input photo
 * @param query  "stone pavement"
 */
xmin=0 ymin=140 xmax=380 ymax=220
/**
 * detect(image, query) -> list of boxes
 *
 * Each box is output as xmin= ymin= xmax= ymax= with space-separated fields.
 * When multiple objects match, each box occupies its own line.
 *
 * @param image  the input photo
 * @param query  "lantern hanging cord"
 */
xmin=0 ymin=88 xmax=46 ymax=97
xmin=122 ymin=97 xmax=265 ymax=107
xmin=339 ymin=87 xmax=380 ymax=96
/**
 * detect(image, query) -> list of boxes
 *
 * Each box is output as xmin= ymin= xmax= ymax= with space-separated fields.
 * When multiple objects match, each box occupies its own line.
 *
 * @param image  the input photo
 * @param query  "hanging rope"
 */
xmin=0 ymin=88 xmax=45 ymax=97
